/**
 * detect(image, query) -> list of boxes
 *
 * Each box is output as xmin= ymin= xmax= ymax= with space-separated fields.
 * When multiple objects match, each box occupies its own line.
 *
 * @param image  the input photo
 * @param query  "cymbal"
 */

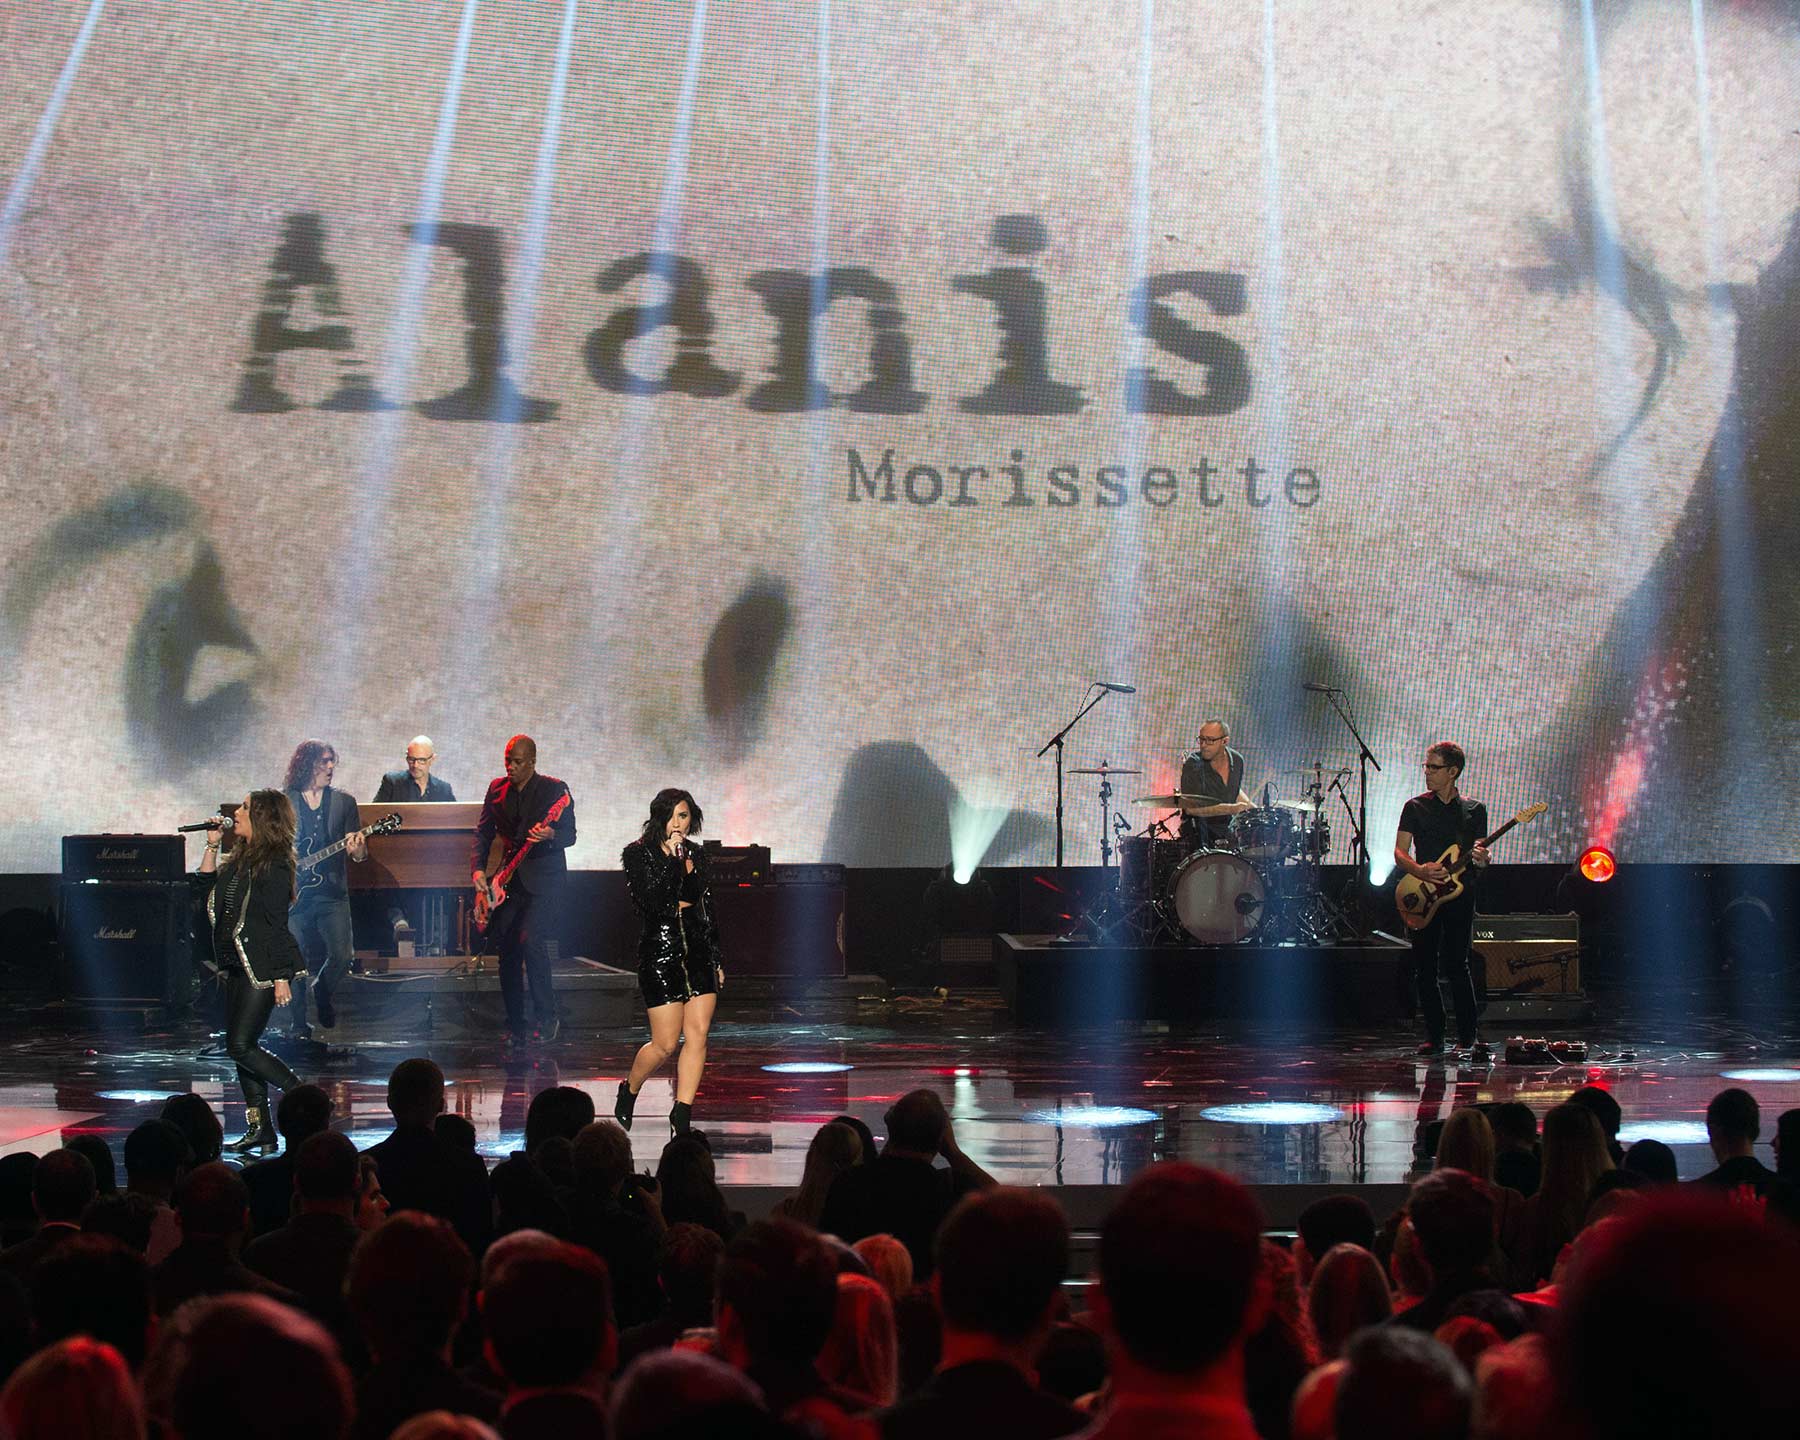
xmin=1132 ymin=795 xmax=1239 ymax=818
xmin=1070 ymin=765 xmax=1142 ymax=775
xmin=1277 ymin=799 xmax=1321 ymax=814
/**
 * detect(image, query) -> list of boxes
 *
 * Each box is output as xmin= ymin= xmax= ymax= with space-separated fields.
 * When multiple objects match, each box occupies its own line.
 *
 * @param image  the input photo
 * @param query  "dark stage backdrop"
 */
xmin=5 ymin=1 xmax=1800 ymax=873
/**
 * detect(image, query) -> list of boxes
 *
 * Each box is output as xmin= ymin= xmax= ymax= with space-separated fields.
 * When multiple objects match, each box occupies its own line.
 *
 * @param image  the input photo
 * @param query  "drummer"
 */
xmin=1179 ymin=721 xmax=1256 ymax=846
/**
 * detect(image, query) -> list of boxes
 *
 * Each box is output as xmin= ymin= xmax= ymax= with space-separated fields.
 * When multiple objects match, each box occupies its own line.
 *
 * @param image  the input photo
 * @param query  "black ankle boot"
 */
xmin=614 ymin=1081 xmax=637 ymax=1131
xmin=224 ymin=1104 xmax=277 ymax=1155
xmin=670 ymin=1101 xmax=692 ymax=1137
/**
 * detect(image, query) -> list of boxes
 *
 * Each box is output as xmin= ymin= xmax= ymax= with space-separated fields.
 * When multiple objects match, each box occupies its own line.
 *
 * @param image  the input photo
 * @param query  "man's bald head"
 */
xmin=504 ymin=735 xmax=538 ymax=784
xmin=406 ymin=737 xmax=436 ymax=761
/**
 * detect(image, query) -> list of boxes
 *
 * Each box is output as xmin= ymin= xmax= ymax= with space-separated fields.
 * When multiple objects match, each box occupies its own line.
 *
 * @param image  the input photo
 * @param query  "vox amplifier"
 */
xmin=1473 ymin=912 xmax=1581 ymax=996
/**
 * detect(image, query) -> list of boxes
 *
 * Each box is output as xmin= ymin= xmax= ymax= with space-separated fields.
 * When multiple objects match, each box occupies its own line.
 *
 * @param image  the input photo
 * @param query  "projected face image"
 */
xmin=1 ymin=0 xmax=1797 ymax=869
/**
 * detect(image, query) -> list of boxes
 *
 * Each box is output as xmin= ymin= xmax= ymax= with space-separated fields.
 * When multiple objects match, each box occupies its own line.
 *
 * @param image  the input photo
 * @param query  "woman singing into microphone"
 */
xmin=616 ymin=788 xmax=725 ymax=1137
xmin=194 ymin=790 xmax=306 ymax=1154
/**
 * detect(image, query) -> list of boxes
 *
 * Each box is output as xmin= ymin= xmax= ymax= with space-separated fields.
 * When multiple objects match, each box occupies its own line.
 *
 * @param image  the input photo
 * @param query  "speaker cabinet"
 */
xmin=59 ymin=883 xmax=185 ymax=1001
xmin=1473 ymin=912 xmax=1581 ymax=996
xmin=709 ymin=884 xmax=846 ymax=978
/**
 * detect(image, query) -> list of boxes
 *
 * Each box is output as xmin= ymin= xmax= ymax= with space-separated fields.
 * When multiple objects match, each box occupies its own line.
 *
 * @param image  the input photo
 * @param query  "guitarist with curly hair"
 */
xmin=1394 ymin=742 xmax=1490 ymax=1060
xmin=283 ymin=739 xmax=365 ymax=1040
xmin=472 ymin=734 xmax=576 ymax=1048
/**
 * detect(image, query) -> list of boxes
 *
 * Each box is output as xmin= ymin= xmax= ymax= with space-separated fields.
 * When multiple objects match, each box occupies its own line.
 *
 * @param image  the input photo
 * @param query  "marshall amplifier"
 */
xmin=712 ymin=876 xmax=846 ymax=978
xmin=773 ymin=863 xmax=847 ymax=887
xmin=1473 ymin=912 xmax=1581 ymax=997
xmin=702 ymin=843 xmax=772 ymax=885
xmin=58 ymin=882 xmax=186 ymax=1001
xmin=62 ymin=834 xmax=186 ymax=884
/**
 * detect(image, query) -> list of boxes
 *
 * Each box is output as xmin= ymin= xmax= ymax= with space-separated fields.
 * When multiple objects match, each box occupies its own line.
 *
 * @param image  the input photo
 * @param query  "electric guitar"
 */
xmin=1394 ymin=802 xmax=1548 ymax=930
xmin=296 ymin=813 xmax=402 ymax=892
xmin=474 ymin=791 xmax=572 ymax=933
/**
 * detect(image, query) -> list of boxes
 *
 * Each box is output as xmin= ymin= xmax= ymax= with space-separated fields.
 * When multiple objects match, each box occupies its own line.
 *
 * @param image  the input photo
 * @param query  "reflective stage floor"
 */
xmin=6 ymin=983 xmax=1799 ymax=1218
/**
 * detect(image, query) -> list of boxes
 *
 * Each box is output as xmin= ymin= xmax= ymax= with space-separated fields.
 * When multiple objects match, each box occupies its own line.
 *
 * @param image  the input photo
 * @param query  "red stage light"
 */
xmin=1578 ymin=845 xmax=1617 ymax=883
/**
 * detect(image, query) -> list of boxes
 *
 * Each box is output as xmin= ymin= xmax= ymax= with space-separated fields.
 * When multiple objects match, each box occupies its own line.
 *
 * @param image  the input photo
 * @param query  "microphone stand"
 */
xmin=1316 ymin=687 xmax=1381 ymax=869
xmin=1037 ymin=686 xmax=1115 ymax=869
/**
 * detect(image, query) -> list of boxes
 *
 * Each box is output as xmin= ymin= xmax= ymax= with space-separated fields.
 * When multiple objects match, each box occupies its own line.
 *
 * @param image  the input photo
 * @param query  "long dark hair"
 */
xmin=283 ymin=740 xmax=336 ymax=791
xmin=231 ymin=789 xmax=298 ymax=899
xmin=656 ymin=1137 xmax=734 ymax=1241
xmin=636 ymin=788 xmax=703 ymax=851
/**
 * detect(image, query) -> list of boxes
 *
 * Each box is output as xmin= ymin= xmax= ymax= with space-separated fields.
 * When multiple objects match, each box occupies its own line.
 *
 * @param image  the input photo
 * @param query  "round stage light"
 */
xmin=761 ymin=1062 xmax=854 ymax=1075
xmin=1200 ymin=1102 xmax=1344 ymax=1126
xmin=1023 ymin=1105 xmax=1158 ymax=1128
xmin=1617 ymin=1120 xmax=1709 ymax=1146
xmin=1720 ymin=1068 xmax=1800 ymax=1084
xmin=97 ymin=1089 xmax=185 ymax=1103
xmin=1578 ymin=845 xmax=1617 ymax=882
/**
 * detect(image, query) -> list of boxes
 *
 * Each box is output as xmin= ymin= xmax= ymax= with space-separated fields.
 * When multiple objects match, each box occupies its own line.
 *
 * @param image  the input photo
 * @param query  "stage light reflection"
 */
xmin=761 ymin=1062 xmax=854 ymax=1075
xmin=477 ymin=1130 xmax=527 ymax=1160
xmin=1617 ymin=1120 xmax=1710 ymax=1146
xmin=1023 ymin=1106 xmax=1158 ymax=1128
xmin=1201 ymin=1103 xmax=1344 ymax=1125
xmin=1720 ymin=1068 xmax=1800 ymax=1083
xmin=97 ymin=1090 xmax=184 ymax=1103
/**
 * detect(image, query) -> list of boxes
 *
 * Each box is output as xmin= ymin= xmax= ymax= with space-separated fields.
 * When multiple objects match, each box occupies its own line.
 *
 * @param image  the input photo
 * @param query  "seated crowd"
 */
xmin=0 ymin=1064 xmax=1796 ymax=1440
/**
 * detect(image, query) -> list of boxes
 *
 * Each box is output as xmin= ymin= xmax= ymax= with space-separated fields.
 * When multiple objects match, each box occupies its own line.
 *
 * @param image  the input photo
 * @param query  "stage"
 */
xmin=6 ymin=969 xmax=1798 ymax=1231
xmin=993 ymin=933 xmax=1417 ymax=1027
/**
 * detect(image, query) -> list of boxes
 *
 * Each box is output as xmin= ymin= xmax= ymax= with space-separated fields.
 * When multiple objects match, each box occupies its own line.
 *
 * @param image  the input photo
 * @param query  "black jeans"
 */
xmin=1412 ymin=898 xmax=1479 ymax=1046
xmin=224 ymin=969 xmax=301 ymax=1110
xmin=490 ymin=885 xmax=558 ymax=1037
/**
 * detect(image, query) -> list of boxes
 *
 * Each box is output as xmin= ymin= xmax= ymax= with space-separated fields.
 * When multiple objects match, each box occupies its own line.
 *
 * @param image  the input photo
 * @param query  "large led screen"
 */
xmin=4 ymin=0 xmax=1799 ymax=872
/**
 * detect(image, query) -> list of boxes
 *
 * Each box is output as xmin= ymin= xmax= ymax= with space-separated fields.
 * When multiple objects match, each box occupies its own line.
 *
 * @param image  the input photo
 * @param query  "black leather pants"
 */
xmin=224 ymin=969 xmax=301 ymax=1110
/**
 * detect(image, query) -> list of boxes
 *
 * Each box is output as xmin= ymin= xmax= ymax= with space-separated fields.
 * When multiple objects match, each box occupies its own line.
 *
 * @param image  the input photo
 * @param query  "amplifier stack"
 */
xmin=59 ymin=834 xmax=189 ymax=1003
xmin=702 ymin=845 xmax=846 ymax=979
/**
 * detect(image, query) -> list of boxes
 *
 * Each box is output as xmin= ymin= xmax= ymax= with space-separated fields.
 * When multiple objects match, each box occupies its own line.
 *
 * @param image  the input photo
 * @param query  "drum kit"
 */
xmin=1067 ymin=763 xmax=1351 ymax=946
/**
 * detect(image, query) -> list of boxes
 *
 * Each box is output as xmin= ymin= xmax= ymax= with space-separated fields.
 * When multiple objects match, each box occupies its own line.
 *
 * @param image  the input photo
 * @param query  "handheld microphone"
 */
xmin=1302 ymin=681 xmax=1340 ymax=693
xmin=1096 ymin=682 xmax=1137 ymax=694
xmin=177 ymin=816 xmax=233 ymax=833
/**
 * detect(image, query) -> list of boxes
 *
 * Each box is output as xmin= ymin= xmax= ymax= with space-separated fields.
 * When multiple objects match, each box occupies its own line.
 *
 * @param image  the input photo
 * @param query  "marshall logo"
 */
xmin=96 ymin=848 xmax=139 ymax=861
xmin=95 ymin=927 xmax=139 ymax=941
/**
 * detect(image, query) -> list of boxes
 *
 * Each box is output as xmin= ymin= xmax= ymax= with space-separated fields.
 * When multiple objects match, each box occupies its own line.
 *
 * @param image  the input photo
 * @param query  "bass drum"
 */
xmin=1170 ymin=851 xmax=1266 ymax=944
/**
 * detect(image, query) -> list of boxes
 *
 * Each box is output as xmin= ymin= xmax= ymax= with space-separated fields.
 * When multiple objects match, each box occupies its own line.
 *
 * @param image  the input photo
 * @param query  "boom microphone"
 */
xmin=177 ymin=816 xmax=234 ymax=833
xmin=1096 ymin=682 xmax=1137 ymax=694
xmin=1302 ymin=681 xmax=1340 ymax=693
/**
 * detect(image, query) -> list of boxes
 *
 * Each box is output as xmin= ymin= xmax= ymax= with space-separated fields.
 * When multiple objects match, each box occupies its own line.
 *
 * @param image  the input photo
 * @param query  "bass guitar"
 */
xmin=1394 ymin=802 xmax=1548 ymax=930
xmin=474 ymin=791 xmax=572 ymax=933
xmin=296 ymin=813 xmax=402 ymax=892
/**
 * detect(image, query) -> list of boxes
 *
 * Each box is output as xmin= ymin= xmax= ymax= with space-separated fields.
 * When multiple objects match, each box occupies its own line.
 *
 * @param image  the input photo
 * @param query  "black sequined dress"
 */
xmin=621 ymin=839 xmax=723 ymax=1007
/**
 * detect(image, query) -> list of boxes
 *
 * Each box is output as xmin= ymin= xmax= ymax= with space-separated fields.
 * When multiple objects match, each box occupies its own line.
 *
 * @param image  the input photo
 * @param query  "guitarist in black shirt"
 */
xmin=283 ymin=740 xmax=365 ymax=1039
xmin=1393 ymin=742 xmax=1490 ymax=1059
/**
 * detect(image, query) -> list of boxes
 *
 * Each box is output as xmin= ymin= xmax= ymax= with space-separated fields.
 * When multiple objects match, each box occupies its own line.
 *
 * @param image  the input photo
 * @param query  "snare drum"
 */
xmin=1229 ymin=807 xmax=1292 ymax=862
xmin=1170 ymin=850 xmax=1266 ymax=944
